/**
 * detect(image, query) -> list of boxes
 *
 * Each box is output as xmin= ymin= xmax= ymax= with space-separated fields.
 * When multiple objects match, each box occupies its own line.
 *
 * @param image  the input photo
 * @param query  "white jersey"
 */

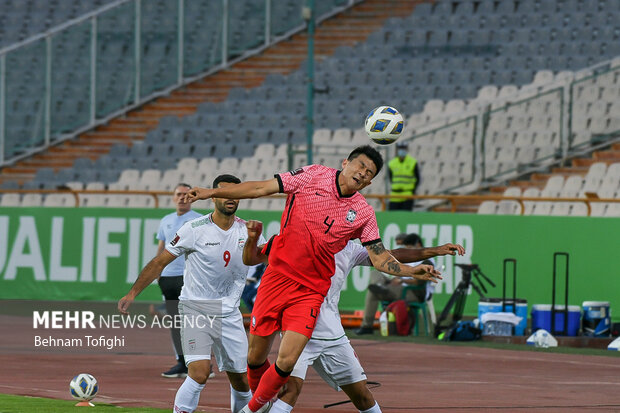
xmin=311 ymin=242 xmax=370 ymax=340
xmin=166 ymin=213 xmax=266 ymax=313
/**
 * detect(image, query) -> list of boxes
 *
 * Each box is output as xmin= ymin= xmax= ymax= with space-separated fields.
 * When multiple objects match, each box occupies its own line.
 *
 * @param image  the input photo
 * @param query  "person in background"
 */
xmin=355 ymin=233 xmax=462 ymax=335
xmin=387 ymin=141 xmax=420 ymax=210
xmin=156 ymin=183 xmax=203 ymax=378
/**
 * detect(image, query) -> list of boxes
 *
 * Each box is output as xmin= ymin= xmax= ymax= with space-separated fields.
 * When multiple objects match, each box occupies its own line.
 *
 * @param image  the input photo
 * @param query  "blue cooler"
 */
xmin=531 ymin=304 xmax=580 ymax=336
xmin=479 ymin=298 xmax=527 ymax=336
xmin=582 ymin=301 xmax=611 ymax=337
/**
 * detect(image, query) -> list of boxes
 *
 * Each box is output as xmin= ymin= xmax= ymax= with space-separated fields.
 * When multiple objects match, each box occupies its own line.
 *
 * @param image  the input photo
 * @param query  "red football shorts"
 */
xmin=250 ymin=272 xmax=324 ymax=339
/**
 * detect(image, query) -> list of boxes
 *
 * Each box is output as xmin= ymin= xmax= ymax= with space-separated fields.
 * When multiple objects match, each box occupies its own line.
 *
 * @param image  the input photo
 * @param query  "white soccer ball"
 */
xmin=69 ymin=373 xmax=98 ymax=401
xmin=364 ymin=105 xmax=404 ymax=145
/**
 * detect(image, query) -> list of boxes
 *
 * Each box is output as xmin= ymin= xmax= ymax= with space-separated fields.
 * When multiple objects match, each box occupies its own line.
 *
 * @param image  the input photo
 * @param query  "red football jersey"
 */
xmin=266 ymin=164 xmax=381 ymax=296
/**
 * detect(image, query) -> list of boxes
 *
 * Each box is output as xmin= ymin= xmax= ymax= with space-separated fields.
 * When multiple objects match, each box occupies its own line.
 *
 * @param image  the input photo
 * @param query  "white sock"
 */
xmin=360 ymin=401 xmax=382 ymax=413
xmin=173 ymin=376 xmax=205 ymax=413
xmin=270 ymin=399 xmax=294 ymax=413
xmin=230 ymin=385 xmax=252 ymax=413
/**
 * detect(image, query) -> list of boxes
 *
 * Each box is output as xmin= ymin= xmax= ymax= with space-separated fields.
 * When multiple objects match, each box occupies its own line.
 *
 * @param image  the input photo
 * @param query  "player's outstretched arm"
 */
xmin=391 ymin=243 xmax=465 ymax=263
xmin=117 ymin=250 xmax=177 ymax=314
xmin=184 ymin=178 xmax=280 ymax=203
xmin=243 ymin=220 xmax=268 ymax=266
xmin=366 ymin=241 xmax=442 ymax=283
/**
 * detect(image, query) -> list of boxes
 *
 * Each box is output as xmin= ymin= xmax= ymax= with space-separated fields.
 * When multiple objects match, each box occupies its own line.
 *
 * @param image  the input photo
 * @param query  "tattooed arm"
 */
xmin=365 ymin=241 xmax=442 ymax=283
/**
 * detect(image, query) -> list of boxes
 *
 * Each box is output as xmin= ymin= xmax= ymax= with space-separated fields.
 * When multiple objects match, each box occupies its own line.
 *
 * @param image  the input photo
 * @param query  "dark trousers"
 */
xmin=388 ymin=199 xmax=414 ymax=210
xmin=158 ymin=275 xmax=184 ymax=362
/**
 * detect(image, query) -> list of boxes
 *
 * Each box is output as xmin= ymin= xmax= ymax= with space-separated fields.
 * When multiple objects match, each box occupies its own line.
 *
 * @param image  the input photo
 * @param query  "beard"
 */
xmin=216 ymin=202 xmax=238 ymax=216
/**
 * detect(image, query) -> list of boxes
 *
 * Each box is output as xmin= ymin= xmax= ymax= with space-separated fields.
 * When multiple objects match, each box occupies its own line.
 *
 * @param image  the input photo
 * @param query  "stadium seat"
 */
xmin=0 ymin=193 xmax=21 ymax=207
xmin=21 ymin=193 xmax=43 ymax=207
xmin=541 ymin=176 xmax=565 ymax=197
xmin=531 ymin=201 xmax=553 ymax=215
xmin=118 ymin=169 xmax=140 ymax=186
xmin=477 ymin=201 xmax=498 ymax=214
xmin=127 ymin=195 xmax=155 ymax=208
xmin=106 ymin=195 xmax=130 ymax=208
xmin=496 ymin=200 xmax=520 ymax=215
xmin=43 ymin=193 xmax=75 ymax=207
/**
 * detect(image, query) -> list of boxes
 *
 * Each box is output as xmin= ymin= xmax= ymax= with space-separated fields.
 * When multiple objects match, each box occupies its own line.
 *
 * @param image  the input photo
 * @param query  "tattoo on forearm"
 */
xmin=387 ymin=260 xmax=401 ymax=273
xmin=378 ymin=258 xmax=401 ymax=273
xmin=368 ymin=242 xmax=386 ymax=255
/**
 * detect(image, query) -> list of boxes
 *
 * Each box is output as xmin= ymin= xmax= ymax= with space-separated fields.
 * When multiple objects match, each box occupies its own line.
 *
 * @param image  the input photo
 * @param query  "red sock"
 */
xmin=248 ymin=364 xmax=290 ymax=412
xmin=247 ymin=360 xmax=270 ymax=393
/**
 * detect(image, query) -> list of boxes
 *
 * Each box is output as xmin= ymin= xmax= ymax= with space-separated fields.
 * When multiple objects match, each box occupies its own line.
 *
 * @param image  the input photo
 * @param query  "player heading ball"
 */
xmin=185 ymin=145 xmax=441 ymax=413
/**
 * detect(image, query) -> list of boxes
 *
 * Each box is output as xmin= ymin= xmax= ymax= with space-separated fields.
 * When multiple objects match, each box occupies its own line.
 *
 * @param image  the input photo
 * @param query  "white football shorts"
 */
xmin=179 ymin=301 xmax=248 ymax=373
xmin=291 ymin=336 xmax=366 ymax=390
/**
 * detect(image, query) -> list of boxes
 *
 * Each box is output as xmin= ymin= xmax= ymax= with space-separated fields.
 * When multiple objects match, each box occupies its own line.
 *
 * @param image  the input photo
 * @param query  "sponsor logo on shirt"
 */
xmin=346 ymin=209 xmax=357 ymax=223
xmin=205 ymin=242 xmax=221 ymax=246
xmin=290 ymin=167 xmax=304 ymax=176
xmin=170 ymin=234 xmax=180 ymax=246
xmin=191 ymin=217 xmax=210 ymax=228
xmin=315 ymin=191 xmax=325 ymax=197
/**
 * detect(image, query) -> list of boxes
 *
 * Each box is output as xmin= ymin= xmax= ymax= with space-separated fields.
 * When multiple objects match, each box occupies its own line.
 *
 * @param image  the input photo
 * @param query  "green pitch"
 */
xmin=0 ymin=394 xmax=172 ymax=413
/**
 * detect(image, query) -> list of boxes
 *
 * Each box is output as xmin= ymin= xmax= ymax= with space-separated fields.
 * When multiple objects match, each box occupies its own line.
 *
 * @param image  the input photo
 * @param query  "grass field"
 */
xmin=0 ymin=394 xmax=171 ymax=413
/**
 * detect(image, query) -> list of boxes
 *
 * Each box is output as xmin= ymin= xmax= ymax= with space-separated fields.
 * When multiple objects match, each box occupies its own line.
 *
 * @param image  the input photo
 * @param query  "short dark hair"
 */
xmin=395 ymin=233 xmax=408 ymax=243
xmin=402 ymin=233 xmax=423 ymax=247
xmin=213 ymin=174 xmax=241 ymax=188
xmin=347 ymin=145 xmax=383 ymax=176
xmin=175 ymin=183 xmax=192 ymax=190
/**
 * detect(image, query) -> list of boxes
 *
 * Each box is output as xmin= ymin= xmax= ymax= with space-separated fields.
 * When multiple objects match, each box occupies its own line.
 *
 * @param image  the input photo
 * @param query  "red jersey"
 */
xmin=266 ymin=164 xmax=381 ymax=296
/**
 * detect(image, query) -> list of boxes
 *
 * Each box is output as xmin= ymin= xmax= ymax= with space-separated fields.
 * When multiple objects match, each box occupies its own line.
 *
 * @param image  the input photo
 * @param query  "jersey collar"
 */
xmin=335 ymin=170 xmax=354 ymax=198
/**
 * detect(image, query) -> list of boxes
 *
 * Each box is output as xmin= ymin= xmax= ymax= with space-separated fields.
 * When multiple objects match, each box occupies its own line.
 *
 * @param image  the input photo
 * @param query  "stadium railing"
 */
xmin=0 ymin=0 xmax=358 ymax=167
xmin=2 ymin=188 xmax=620 ymax=216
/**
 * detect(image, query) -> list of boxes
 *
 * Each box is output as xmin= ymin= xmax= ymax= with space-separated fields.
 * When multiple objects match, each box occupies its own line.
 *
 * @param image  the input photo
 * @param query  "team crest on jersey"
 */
xmin=346 ymin=209 xmax=357 ymax=223
xmin=251 ymin=316 xmax=256 ymax=327
xmin=238 ymin=238 xmax=246 ymax=249
xmin=170 ymin=234 xmax=180 ymax=246
xmin=188 ymin=339 xmax=196 ymax=351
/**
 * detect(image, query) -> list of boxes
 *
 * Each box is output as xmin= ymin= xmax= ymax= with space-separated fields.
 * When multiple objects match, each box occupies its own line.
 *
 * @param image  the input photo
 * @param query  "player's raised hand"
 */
xmin=184 ymin=187 xmax=213 ymax=203
xmin=117 ymin=295 xmax=134 ymax=315
xmin=411 ymin=264 xmax=442 ymax=283
xmin=246 ymin=220 xmax=263 ymax=239
xmin=438 ymin=243 xmax=465 ymax=256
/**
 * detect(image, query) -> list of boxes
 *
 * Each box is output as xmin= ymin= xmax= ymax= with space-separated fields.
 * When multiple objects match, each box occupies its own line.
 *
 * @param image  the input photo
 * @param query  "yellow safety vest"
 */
xmin=388 ymin=156 xmax=417 ymax=203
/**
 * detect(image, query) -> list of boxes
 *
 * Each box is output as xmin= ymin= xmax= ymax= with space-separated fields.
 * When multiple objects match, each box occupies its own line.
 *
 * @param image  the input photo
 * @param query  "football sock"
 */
xmin=173 ymin=376 xmax=204 ymax=413
xmin=360 ymin=401 xmax=382 ymax=413
xmin=270 ymin=399 xmax=294 ymax=413
xmin=247 ymin=360 xmax=270 ymax=393
xmin=230 ymin=385 xmax=252 ymax=413
xmin=247 ymin=363 xmax=290 ymax=412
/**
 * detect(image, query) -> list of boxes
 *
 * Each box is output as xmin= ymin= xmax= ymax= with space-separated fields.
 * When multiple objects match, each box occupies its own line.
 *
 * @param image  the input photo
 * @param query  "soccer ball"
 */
xmin=364 ymin=105 xmax=404 ymax=145
xmin=69 ymin=373 xmax=98 ymax=401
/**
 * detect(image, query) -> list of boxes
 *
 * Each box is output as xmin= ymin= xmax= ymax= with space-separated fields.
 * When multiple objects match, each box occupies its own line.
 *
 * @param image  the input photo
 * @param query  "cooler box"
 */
xmin=531 ymin=304 xmax=580 ymax=336
xmin=582 ymin=301 xmax=611 ymax=337
xmin=478 ymin=298 xmax=527 ymax=336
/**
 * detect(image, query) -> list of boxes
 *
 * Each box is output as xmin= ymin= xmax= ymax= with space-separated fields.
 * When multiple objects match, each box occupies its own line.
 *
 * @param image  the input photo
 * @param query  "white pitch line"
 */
xmin=0 ymin=384 xmax=62 ymax=393
xmin=443 ymin=350 xmax=620 ymax=369
xmin=431 ymin=381 xmax=492 ymax=384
